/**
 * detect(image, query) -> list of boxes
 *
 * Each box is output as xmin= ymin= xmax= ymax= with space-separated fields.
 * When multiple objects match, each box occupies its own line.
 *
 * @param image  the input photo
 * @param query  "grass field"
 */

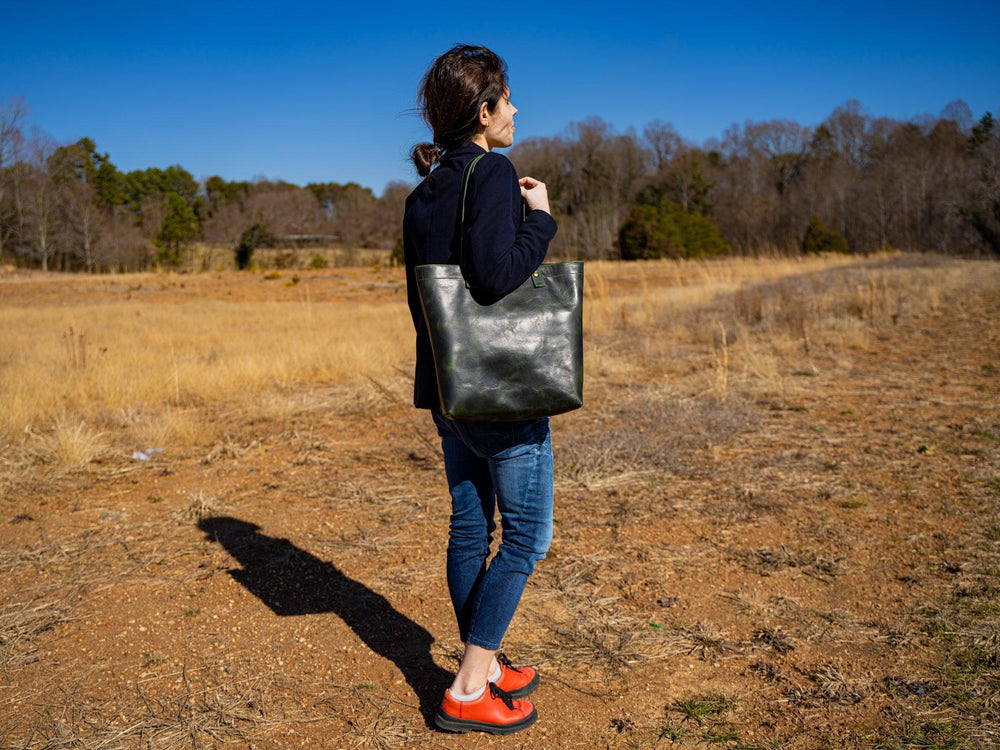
xmin=1 ymin=254 xmax=998 ymax=748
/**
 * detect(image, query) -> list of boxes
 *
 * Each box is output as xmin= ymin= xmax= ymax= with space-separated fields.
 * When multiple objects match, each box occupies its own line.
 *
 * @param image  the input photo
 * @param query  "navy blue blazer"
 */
xmin=403 ymin=143 xmax=559 ymax=411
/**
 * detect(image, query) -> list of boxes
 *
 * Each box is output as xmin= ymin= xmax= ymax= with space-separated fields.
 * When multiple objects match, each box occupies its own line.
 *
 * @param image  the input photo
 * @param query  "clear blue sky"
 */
xmin=3 ymin=1 xmax=997 ymax=196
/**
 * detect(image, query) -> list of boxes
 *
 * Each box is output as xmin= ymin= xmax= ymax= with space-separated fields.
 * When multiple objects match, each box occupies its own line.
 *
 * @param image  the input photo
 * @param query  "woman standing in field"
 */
xmin=403 ymin=44 xmax=557 ymax=735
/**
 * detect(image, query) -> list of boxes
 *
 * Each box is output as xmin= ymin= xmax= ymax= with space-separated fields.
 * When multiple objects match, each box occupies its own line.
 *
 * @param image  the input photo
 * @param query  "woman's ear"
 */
xmin=478 ymin=101 xmax=491 ymax=128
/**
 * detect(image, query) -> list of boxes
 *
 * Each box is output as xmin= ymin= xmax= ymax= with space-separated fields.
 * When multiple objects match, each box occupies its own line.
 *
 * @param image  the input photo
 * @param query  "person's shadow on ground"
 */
xmin=198 ymin=516 xmax=451 ymax=728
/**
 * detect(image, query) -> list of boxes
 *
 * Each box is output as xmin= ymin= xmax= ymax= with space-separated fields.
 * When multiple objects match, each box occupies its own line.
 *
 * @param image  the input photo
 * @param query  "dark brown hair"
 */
xmin=411 ymin=45 xmax=509 ymax=176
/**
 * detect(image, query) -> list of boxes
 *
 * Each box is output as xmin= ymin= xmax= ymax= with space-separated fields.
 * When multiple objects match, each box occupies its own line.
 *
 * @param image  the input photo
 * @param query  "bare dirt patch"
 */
xmin=2 ymin=256 xmax=998 ymax=748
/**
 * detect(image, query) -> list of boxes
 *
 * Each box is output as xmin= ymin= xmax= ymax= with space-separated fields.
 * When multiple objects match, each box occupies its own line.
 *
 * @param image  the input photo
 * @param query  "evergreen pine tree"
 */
xmin=154 ymin=192 xmax=199 ymax=266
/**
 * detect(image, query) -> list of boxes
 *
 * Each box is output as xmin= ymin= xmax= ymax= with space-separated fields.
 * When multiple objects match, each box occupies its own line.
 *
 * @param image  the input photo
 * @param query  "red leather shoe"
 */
xmin=434 ymin=683 xmax=537 ymax=734
xmin=491 ymin=652 xmax=540 ymax=699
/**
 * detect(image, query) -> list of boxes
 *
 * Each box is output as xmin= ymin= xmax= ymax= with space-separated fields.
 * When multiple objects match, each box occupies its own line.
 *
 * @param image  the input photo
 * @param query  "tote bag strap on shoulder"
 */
xmin=458 ymin=153 xmax=532 ymax=285
xmin=457 ymin=153 xmax=486 ymax=281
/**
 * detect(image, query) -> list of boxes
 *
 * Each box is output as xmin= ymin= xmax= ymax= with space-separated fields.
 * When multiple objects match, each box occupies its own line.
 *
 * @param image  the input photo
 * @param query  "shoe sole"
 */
xmin=500 ymin=670 xmax=540 ymax=699
xmin=434 ymin=706 xmax=538 ymax=735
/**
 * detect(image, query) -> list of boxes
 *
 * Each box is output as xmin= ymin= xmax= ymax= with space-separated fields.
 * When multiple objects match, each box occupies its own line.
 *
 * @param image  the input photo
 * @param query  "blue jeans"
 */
xmin=432 ymin=412 xmax=554 ymax=651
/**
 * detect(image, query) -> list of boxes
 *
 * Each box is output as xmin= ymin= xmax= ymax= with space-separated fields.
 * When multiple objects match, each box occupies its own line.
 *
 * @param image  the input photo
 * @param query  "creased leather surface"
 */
xmin=415 ymin=261 xmax=584 ymax=421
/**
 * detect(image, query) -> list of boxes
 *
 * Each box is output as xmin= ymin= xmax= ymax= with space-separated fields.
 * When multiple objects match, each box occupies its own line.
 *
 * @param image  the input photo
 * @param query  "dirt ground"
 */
xmin=2 ymin=257 xmax=999 ymax=749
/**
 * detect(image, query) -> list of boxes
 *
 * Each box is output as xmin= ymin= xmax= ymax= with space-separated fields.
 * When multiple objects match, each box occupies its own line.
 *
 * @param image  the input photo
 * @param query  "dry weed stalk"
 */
xmin=713 ymin=320 xmax=729 ymax=401
xmin=10 ymin=671 xmax=291 ymax=750
xmin=174 ymin=491 xmax=223 ymax=522
xmin=62 ymin=327 xmax=86 ymax=370
xmin=805 ymin=663 xmax=868 ymax=705
xmin=639 ymin=266 xmax=654 ymax=325
xmin=202 ymin=436 xmax=260 ymax=464
xmin=0 ymin=600 xmax=72 ymax=669
xmin=340 ymin=689 xmax=411 ymax=749
xmin=735 ymin=283 xmax=763 ymax=325
xmin=736 ymin=545 xmax=844 ymax=582
xmin=676 ymin=621 xmax=742 ymax=661
xmin=752 ymin=626 xmax=796 ymax=654
xmin=530 ymin=615 xmax=676 ymax=674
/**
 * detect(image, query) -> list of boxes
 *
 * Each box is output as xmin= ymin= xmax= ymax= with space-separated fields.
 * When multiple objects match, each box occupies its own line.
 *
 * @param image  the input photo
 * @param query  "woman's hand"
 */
xmin=519 ymin=176 xmax=551 ymax=215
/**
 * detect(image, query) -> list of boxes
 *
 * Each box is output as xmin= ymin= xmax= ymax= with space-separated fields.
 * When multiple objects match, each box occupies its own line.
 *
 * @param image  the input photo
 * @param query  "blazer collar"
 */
xmin=443 ymin=142 xmax=487 ymax=161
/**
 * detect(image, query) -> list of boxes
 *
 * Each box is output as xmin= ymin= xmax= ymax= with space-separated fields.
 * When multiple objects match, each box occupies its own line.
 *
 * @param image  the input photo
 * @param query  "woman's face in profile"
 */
xmin=483 ymin=91 xmax=518 ymax=150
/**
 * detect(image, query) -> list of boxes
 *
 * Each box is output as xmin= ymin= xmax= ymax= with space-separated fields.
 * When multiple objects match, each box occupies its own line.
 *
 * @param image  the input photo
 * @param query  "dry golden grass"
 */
xmin=2 ymin=253 xmax=994 ymax=489
xmin=1 ymin=285 xmax=412 ymax=481
xmin=582 ymin=253 xmax=997 ymax=401
xmin=3 ymin=301 xmax=409 ymax=424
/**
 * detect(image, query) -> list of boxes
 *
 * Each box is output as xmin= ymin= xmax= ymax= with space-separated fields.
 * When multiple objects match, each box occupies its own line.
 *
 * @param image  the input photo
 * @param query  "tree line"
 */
xmin=0 ymin=98 xmax=410 ymax=271
xmin=1 ymin=96 xmax=997 ymax=272
xmin=510 ymin=99 xmax=1000 ymax=260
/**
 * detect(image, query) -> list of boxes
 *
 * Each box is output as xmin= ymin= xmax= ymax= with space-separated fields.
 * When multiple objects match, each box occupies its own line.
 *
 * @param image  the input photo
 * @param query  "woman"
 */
xmin=403 ymin=45 xmax=558 ymax=735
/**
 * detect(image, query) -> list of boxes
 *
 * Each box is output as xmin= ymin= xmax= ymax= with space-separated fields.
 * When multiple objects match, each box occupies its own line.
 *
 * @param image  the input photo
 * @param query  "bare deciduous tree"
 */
xmin=0 ymin=97 xmax=29 ymax=260
xmin=643 ymin=119 xmax=681 ymax=172
xmin=22 ymin=128 xmax=58 ymax=270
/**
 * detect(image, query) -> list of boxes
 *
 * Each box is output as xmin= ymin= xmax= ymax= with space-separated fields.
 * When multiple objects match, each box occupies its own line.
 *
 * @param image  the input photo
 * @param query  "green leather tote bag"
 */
xmin=414 ymin=155 xmax=584 ymax=421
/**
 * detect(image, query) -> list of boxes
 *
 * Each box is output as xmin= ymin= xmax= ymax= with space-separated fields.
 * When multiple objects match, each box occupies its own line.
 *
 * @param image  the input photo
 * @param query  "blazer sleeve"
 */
xmin=461 ymin=153 xmax=558 ymax=305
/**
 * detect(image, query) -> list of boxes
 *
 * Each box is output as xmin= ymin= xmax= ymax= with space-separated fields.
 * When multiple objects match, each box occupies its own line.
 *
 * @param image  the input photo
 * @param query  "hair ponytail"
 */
xmin=411 ymin=142 xmax=444 ymax=177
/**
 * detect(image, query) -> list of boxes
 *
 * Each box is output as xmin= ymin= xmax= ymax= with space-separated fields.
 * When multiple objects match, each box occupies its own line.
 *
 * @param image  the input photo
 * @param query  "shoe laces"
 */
xmin=488 ymin=682 xmax=515 ymax=710
xmin=496 ymin=652 xmax=523 ymax=674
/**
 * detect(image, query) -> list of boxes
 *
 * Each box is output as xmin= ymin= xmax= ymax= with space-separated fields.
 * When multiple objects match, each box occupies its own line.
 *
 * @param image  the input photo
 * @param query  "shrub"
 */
xmin=802 ymin=214 xmax=849 ymax=254
xmin=235 ymin=216 xmax=277 ymax=270
xmin=619 ymin=200 xmax=729 ymax=260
